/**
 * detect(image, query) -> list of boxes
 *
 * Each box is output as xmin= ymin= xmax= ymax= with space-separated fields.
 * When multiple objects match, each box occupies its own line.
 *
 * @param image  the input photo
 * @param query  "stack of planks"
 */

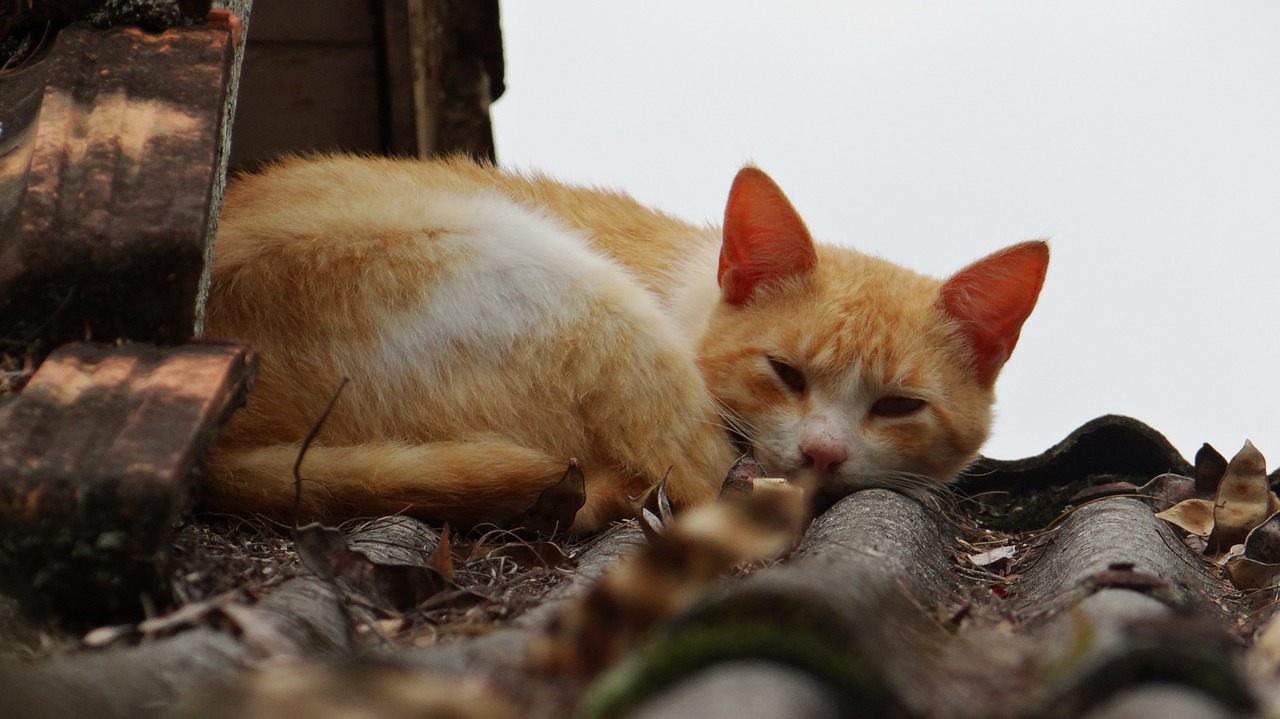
xmin=0 ymin=8 xmax=250 ymax=619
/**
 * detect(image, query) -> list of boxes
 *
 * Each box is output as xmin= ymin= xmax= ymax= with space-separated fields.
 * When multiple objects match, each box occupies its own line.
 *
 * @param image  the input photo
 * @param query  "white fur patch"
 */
xmin=661 ymin=241 xmax=722 ymax=350
xmin=369 ymin=190 xmax=643 ymax=378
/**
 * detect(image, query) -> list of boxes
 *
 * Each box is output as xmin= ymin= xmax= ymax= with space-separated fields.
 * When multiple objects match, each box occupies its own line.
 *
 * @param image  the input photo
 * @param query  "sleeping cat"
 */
xmin=202 ymin=156 xmax=1048 ymax=532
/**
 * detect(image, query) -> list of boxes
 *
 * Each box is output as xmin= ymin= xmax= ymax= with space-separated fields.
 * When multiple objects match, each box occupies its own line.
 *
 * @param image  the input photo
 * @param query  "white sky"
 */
xmin=492 ymin=1 xmax=1280 ymax=464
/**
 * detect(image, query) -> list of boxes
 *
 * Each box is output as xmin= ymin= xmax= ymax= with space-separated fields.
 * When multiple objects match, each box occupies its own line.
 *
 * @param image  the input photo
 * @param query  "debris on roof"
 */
xmin=2 ymin=414 xmax=1278 ymax=719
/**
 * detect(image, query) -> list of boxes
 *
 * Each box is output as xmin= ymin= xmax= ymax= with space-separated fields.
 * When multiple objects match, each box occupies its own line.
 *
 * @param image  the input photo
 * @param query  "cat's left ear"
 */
xmin=937 ymin=241 xmax=1049 ymax=387
xmin=719 ymin=167 xmax=818 ymax=306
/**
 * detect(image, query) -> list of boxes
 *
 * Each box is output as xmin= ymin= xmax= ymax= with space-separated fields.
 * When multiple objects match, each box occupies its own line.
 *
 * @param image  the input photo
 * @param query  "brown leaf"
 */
xmin=294 ymin=523 xmax=449 ymax=613
xmin=719 ymin=450 xmax=766 ymax=500
xmin=1195 ymin=443 xmax=1229 ymax=498
xmin=1154 ymin=498 xmax=1216 ymax=537
xmin=1226 ymin=555 xmax=1280 ymax=590
xmin=1243 ymin=511 xmax=1280 ymax=564
xmin=425 ymin=523 xmax=453 ymax=582
xmin=1136 ymin=473 xmax=1196 ymax=510
xmin=519 ymin=460 xmax=586 ymax=537
xmin=1211 ymin=440 xmax=1271 ymax=550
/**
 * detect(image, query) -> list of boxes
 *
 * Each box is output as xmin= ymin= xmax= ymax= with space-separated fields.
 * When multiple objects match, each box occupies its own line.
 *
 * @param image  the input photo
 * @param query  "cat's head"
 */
xmin=699 ymin=167 xmax=1048 ymax=497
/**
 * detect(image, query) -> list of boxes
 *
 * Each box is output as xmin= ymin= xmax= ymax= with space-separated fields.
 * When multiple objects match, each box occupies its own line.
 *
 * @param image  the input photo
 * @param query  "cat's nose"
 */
xmin=800 ymin=438 xmax=848 ymax=476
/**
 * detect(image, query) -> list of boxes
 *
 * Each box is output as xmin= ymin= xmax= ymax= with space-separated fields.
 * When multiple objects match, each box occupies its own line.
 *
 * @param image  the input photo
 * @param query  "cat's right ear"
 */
xmin=719 ymin=167 xmax=818 ymax=306
xmin=937 ymin=240 xmax=1050 ymax=387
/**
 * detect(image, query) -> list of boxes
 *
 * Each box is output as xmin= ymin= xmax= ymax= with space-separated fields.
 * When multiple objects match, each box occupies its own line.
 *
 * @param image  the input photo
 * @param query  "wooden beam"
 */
xmin=380 ymin=0 xmax=503 ymax=160
xmin=0 ymin=22 xmax=234 ymax=352
xmin=0 ymin=342 xmax=257 ymax=619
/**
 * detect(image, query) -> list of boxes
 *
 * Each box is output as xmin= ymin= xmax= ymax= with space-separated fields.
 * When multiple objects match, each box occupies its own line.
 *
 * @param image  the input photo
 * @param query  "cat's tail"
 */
xmin=201 ymin=439 xmax=627 ymax=532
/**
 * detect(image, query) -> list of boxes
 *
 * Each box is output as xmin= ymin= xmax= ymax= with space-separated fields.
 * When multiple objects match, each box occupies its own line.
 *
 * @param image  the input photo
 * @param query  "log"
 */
xmin=0 ymin=573 xmax=351 ymax=719
xmin=0 ymin=21 xmax=233 ymax=350
xmin=0 ymin=342 xmax=256 ymax=619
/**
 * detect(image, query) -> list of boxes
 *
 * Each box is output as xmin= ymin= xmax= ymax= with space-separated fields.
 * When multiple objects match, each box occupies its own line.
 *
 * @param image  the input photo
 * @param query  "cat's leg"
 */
xmin=203 ymin=440 xmax=573 ymax=529
xmin=563 ymin=318 xmax=742 ymax=524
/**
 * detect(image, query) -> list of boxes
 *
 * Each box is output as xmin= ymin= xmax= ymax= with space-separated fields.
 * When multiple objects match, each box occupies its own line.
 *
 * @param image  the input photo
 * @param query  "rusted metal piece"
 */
xmin=0 ymin=22 xmax=233 ymax=350
xmin=0 ymin=342 xmax=256 ymax=618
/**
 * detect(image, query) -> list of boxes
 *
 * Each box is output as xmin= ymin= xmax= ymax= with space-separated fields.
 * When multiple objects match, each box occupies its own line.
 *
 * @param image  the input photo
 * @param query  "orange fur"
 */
xmin=202 ymin=155 xmax=1048 ymax=531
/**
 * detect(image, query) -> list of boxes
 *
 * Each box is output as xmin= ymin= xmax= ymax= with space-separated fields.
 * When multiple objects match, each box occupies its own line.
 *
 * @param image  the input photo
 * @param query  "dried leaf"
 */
xmin=1136 ymin=473 xmax=1196 ymax=510
xmin=1194 ymin=443 xmax=1229 ymax=498
xmin=968 ymin=545 xmax=1017 ymax=567
xmin=1226 ymin=555 xmax=1280 ymax=590
xmin=425 ymin=524 xmax=453 ymax=582
xmin=519 ymin=460 xmax=587 ymax=537
xmin=1211 ymin=440 xmax=1270 ymax=550
xmin=294 ymin=523 xmax=449 ymax=613
xmin=719 ymin=450 xmax=767 ymax=500
xmin=680 ymin=477 xmax=806 ymax=562
xmin=1154 ymin=498 xmax=1216 ymax=537
xmin=1243 ymin=511 xmax=1280 ymax=563
xmin=537 ymin=474 xmax=805 ymax=677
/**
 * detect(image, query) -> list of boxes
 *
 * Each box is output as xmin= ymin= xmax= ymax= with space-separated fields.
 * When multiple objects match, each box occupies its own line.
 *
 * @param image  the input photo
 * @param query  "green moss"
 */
xmin=578 ymin=620 xmax=900 ymax=719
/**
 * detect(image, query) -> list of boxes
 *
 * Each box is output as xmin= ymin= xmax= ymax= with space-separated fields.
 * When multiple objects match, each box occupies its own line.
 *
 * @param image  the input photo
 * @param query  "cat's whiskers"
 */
xmin=710 ymin=398 xmax=761 ymax=449
xmin=860 ymin=468 xmax=947 ymax=498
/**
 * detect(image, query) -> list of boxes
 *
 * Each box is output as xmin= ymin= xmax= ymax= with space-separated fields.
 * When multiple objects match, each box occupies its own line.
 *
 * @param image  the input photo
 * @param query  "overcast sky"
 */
xmin=491 ymin=1 xmax=1280 ymax=465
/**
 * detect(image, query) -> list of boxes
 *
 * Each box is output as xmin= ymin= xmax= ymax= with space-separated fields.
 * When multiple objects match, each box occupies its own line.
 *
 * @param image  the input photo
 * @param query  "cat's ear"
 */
xmin=937 ymin=240 xmax=1049 ymax=387
xmin=719 ymin=167 xmax=818 ymax=306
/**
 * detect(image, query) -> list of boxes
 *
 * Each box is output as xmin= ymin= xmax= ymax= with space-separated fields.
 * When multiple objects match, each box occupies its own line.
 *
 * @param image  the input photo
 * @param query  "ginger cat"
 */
xmin=203 ymin=156 xmax=1048 ymax=532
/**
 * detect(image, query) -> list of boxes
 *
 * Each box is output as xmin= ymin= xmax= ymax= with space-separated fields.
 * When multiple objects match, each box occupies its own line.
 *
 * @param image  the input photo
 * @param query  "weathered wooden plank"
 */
xmin=381 ymin=0 xmax=502 ymax=160
xmin=229 ymin=44 xmax=383 ymax=163
xmin=0 ymin=22 xmax=233 ymax=350
xmin=0 ymin=342 xmax=257 ymax=619
xmin=245 ymin=0 xmax=373 ymax=43
xmin=0 ymin=47 xmax=50 ymax=244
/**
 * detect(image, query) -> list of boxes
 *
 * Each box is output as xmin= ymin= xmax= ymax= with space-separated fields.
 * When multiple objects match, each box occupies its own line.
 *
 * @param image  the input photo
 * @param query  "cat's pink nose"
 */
xmin=800 ymin=439 xmax=848 ymax=476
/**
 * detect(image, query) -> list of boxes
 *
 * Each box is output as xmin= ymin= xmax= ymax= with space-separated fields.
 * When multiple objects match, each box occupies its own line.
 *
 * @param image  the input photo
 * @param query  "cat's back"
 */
xmin=217 ymin=155 xmax=708 ymax=277
xmin=207 ymin=154 xmax=695 ymax=448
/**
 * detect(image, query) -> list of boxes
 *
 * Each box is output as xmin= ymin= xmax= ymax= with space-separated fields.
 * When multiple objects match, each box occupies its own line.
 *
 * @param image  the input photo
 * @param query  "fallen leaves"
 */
xmin=1212 ymin=441 xmax=1273 ymax=550
xmin=1152 ymin=440 xmax=1280 ymax=589
xmin=1154 ymin=498 xmax=1215 ymax=537
xmin=294 ymin=523 xmax=450 ymax=614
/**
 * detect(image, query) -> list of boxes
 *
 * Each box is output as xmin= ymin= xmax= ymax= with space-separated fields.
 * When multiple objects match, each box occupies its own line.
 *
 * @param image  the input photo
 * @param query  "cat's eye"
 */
xmin=768 ymin=357 xmax=807 ymax=394
xmin=871 ymin=396 xmax=926 ymax=418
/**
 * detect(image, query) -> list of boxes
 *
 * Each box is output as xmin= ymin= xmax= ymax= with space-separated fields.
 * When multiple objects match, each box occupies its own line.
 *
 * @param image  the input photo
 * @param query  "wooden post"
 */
xmin=0 ymin=22 xmax=234 ymax=352
xmin=0 ymin=342 xmax=257 ymax=619
xmin=380 ymin=0 xmax=503 ymax=160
